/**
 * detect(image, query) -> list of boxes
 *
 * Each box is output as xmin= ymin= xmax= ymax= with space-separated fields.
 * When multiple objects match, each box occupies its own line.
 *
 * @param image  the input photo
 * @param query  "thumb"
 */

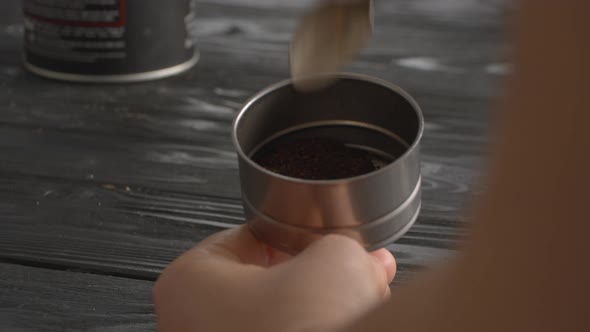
xmin=286 ymin=234 xmax=391 ymax=299
xmin=265 ymin=234 xmax=392 ymax=331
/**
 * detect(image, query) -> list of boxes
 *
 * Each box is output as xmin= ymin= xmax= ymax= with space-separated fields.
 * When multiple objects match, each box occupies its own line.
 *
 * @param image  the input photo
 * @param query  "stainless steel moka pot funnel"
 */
xmin=232 ymin=73 xmax=424 ymax=253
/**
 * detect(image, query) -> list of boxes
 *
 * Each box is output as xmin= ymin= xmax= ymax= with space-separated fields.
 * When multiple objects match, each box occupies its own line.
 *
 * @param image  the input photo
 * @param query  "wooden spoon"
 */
xmin=290 ymin=0 xmax=373 ymax=92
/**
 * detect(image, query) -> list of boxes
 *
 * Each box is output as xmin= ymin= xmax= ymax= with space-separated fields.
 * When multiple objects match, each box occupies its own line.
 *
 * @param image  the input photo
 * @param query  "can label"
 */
xmin=23 ymin=0 xmax=196 ymax=80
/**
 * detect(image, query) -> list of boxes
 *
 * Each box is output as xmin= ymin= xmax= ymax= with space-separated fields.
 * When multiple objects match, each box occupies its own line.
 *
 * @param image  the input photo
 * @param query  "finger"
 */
xmin=291 ymin=234 xmax=390 ymax=297
xmin=383 ymin=285 xmax=391 ymax=300
xmin=185 ymin=225 xmax=290 ymax=267
xmin=265 ymin=244 xmax=293 ymax=266
xmin=369 ymin=255 xmax=390 ymax=295
xmin=196 ymin=225 xmax=263 ymax=262
xmin=369 ymin=248 xmax=396 ymax=284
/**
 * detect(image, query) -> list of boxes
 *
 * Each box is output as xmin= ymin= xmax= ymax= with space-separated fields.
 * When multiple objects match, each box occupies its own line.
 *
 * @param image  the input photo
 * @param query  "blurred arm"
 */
xmin=347 ymin=1 xmax=590 ymax=331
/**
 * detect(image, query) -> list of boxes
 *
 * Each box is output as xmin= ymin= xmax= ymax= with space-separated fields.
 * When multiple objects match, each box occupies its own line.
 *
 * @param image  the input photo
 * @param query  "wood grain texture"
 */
xmin=0 ymin=263 xmax=156 ymax=332
xmin=0 ymin=173 xmax=459 ymax=281
xmin=0 ymin=0 xmax=506 ymax=330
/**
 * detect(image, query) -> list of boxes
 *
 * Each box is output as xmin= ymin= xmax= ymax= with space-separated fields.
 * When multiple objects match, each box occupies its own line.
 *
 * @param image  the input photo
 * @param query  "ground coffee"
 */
xmin=253 ymin=136 xmax=391 ymax=180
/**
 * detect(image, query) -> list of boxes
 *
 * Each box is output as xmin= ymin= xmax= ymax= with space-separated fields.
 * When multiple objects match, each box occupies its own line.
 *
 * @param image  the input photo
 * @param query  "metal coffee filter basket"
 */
xmin=233 ymin=73 xmax=423 ymax=253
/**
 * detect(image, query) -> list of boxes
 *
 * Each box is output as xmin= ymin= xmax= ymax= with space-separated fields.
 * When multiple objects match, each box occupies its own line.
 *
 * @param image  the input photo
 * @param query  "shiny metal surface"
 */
xmin=232 ymin=73 xmax=424 ymax=253
xmin=23 ymin=52 xmax=199 ymax=83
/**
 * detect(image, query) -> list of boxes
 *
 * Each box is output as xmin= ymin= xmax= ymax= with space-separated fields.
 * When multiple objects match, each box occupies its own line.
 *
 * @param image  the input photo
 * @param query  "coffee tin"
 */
xmin=22 ymin=0 xmax=198 ymax=82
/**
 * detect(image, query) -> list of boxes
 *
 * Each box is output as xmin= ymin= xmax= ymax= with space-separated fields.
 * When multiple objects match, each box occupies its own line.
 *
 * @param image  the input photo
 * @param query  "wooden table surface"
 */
xmin=0 ymin=0 xmax=506 ymax=330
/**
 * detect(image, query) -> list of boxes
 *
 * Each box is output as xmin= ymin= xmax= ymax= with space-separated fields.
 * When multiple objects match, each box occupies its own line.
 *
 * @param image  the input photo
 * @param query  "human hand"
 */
xmin=154 ymin=225 xmax=395 ymax=332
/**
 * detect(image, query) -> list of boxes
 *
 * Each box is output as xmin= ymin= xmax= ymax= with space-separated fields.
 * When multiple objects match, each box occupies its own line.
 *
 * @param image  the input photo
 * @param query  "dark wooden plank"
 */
xmin=0 ymin=263 xmax=155 ymax=332
xmin=0 ymin=173 xmax=459 ymax=282
xmin=0 ymin=123 xmax=478 ymax=219
xmin=0 ymin=1 xmax=497 ymax=220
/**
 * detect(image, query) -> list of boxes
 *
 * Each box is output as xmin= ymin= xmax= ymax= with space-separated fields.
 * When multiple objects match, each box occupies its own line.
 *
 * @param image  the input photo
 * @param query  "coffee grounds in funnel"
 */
xmin=252 ymin=137 xmax=390 ymax=180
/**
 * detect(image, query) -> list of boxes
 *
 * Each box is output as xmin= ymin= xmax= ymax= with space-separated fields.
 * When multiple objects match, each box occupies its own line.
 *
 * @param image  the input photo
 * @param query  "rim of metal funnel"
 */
xmin=232 ymin=72 xmax=424 ymax=185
